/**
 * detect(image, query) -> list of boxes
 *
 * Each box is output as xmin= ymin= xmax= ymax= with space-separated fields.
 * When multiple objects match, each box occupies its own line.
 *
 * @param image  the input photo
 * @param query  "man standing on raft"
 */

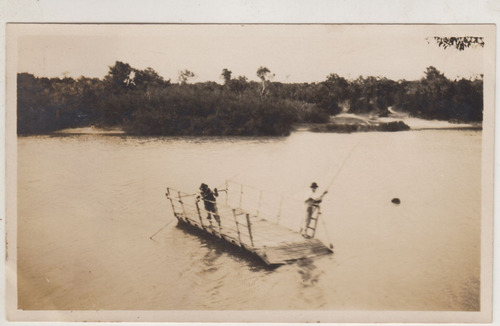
xmin=302 ymin=182 xmax=327 ymax=237
xmin=198 ymin=183 xmax=220 ymax=225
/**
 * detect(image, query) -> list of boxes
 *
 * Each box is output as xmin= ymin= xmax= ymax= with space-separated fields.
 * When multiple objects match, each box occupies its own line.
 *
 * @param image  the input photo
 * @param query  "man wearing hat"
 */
xmin=198 ymin=183 xmax=220 ymax=224
xmin=303 ymin=182 xmax=327 ymax=237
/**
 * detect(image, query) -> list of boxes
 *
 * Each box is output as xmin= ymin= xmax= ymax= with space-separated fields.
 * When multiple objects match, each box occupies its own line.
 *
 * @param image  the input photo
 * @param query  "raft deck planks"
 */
xmin=177 ymin=209 xmax=333 ymax=265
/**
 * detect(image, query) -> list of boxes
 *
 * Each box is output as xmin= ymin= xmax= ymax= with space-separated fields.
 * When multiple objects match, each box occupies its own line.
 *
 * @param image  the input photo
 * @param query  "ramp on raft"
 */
xmin=166 ymin=184 xmax=333 ymax=265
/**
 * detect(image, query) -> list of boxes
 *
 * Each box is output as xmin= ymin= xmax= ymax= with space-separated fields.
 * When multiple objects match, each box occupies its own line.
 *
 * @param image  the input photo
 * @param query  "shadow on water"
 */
xmin=296 ymin=257 xmax=327 ymax=288
xmin=174 ymin=222 xmax=279 ymax=273
xmin=292 ymin=257 xmax=329 ymax=308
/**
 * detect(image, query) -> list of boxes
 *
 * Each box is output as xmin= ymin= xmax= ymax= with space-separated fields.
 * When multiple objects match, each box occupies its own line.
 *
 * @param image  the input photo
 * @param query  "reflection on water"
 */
xmin=176 ymin=223 xmax=278 ymax=273
xmin=296 ymin=259 xmax=327 ymax=308
xmin=17 ymin=130 xmax=481 ymax=311
xmin=297 ymin=258 xmax=322 ymax=287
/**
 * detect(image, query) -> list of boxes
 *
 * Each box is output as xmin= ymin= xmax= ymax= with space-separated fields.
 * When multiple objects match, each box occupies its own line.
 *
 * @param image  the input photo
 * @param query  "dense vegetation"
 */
xmin=17 ymin=61 xmax=483 ymax=135
xmin=310 ymin=121 xmax=411 ymax=133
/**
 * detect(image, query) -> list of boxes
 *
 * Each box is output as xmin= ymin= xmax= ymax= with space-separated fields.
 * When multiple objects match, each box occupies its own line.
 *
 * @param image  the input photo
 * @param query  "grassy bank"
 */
xmin=17 ymin=62 xmax=483 ymax=136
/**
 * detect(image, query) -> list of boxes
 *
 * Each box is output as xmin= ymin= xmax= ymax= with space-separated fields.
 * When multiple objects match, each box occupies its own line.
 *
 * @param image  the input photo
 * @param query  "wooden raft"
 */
xmin=167 ymin=188 xmax=333 ymax=265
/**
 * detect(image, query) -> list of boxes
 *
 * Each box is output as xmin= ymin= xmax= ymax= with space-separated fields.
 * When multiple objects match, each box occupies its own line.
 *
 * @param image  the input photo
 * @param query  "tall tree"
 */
xmin=317 ymin=73 xmax=349 ymax=115
xmin=178 ymin=69 xmax=196 ymax=85
xmin=256 ymin=66 xmax=272 ymax=96
xmin=104 ymin=61 xmax=135 ymax=92
xmin=221 ymin=68 xmax=232 ymax=85
xmin=228 ymin=76 xmax=249 ymax=97
xmin=134 ymin=67 xmax=169 ymax=89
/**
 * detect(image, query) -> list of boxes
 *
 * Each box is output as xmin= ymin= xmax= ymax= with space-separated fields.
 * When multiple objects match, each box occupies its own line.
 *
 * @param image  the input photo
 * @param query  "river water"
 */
xmin=16 ymin=130 xmax=481 ymax=312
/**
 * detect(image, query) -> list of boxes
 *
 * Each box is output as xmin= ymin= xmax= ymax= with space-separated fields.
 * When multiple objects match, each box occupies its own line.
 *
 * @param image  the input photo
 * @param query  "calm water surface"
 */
xmin=17 ymin=130 xmax=481 ymax=311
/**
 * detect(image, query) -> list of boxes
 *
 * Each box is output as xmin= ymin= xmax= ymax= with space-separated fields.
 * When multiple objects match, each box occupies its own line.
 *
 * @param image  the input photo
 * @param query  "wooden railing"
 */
xmin=165 ymin=187 xmax=255 ymax=248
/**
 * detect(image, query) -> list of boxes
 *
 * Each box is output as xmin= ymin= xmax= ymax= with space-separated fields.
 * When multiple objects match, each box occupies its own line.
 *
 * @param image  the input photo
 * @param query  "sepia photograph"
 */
xmin=5 ymin=22 xmax=495 ymax=323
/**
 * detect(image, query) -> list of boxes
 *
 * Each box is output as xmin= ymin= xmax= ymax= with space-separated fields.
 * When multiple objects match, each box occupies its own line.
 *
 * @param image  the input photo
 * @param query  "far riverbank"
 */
xmin=296 ymin=111 xmax=481 ymax=133
xmin=51 ymin=113 xmax=482 ymax=136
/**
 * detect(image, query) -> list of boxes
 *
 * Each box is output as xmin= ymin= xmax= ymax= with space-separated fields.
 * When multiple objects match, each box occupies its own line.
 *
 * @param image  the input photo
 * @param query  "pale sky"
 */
xmin=13 ymin=24 xmax=491 ymax=83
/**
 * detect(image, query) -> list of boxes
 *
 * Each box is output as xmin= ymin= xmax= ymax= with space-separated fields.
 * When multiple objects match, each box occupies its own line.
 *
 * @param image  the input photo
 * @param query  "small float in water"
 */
xmin=165 ymin=181 xmax=333 ymax=266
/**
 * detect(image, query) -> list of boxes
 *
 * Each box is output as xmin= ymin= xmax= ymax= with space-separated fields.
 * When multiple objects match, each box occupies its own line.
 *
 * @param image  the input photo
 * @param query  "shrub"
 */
xmin=311 ymin=120 xmax=410 ymax=133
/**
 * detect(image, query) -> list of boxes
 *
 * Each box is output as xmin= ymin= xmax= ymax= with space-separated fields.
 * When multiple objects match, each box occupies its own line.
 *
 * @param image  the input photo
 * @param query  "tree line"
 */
xmin=17 ymin=61 xmax=483 ymax=135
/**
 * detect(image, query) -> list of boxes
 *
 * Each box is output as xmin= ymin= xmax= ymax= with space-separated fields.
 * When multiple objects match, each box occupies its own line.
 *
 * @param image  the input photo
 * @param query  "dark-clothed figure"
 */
xmin=198 ymin=183 xmax=220 ymax=224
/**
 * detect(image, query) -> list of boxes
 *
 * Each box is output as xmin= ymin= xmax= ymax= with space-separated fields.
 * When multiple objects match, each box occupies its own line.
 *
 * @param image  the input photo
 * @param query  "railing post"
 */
xmin=276 ymin=195 xmax=283 ymax=224
xmin=246 ymin=213 xmax=254 ymax=247
xmin=216 ymin=206 xmax=222 ymax=236
xmin=195 ymin=199 xmax=205 ymax=229
xmin=256 ymin=190 xmax=263 ymax=217
xmin=232 ymin=209 xmax=242 ymax=246
xmin=178 ymin=191 xmax=187 ymax=221
xmin=166 ymin=188 xmax=178 ymax=219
